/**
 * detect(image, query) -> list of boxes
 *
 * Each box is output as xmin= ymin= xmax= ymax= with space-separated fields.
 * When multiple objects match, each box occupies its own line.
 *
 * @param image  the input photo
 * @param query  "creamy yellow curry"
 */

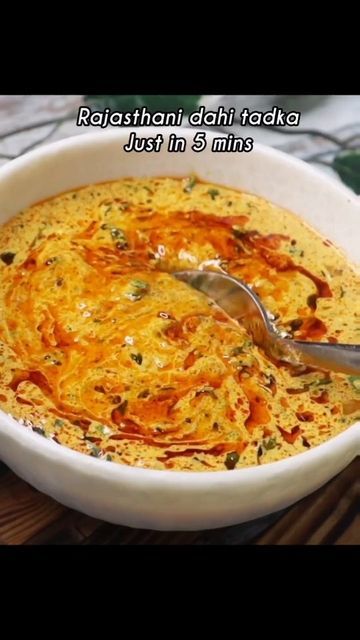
xmin=0 ymin=177 xmax=359 ymax=471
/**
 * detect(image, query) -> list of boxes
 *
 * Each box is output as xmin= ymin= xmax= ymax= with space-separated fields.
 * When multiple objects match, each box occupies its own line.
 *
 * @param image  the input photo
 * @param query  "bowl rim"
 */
xmin=0 ymin=126 xmax=358 ymax=201
xmin=0 ymin=126 xmax=359 ymax=486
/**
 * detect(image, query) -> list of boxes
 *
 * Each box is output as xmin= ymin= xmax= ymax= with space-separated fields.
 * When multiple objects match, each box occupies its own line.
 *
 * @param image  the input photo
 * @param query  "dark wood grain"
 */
xmin=255 ymin=458 xmax=360 ymax=544
xmin=0 ymin=458 xmax=358 ymax=545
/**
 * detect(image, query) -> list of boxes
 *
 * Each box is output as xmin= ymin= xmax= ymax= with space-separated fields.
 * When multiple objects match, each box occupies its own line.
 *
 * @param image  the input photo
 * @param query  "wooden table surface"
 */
xmin=0 ymin=96 xmax=359 ymax=545
xmin=0 ymin=458 xmax=358 ymax=545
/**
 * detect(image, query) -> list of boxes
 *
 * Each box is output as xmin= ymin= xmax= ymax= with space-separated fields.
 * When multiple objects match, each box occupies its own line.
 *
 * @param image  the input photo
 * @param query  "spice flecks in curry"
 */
xmin=0 ymin=177 xmax=359 ymax=471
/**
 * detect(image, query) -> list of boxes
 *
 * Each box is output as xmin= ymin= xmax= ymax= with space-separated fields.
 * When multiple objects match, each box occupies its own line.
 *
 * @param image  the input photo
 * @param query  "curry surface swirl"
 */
xmin=0 ymin=177 xmax=359 ymax=471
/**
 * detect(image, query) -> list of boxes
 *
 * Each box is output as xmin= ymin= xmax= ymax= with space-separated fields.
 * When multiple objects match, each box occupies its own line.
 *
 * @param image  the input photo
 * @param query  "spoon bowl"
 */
xmin=174 ymin=270 xmax=360 ymax=375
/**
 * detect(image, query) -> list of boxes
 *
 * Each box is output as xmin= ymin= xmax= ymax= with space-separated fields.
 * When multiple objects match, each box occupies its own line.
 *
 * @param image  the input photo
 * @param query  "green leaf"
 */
xmin=90 ymin=445 xmax=101 ymax=458
xmin=333 ymin=152 xmax=360 ymax=194
xmin=263 ymin=436 xmax=277 ymax=450
xmin=131 ymin=279 xmax=149 ymax=291
xmin=208 ymin=188 xmax=220 ymax=200
xmin=95 ymin=423 xmax=106 ymax=434
xmin=85 ymin=95 xmax=201 ymax=115
xmin=32 ymin=426 xmax=46 ymax=436
xmin=0 ymin=252 xmax=16 ymax=265
xmin=183 ymin=175 xmax=197 ymax=193
xmin=225 ymin=451 xmax=240 ymax=470
xmin=131 ymin=352 xmax=143 ymax=365
xmin=349 ymin=375 xmax=360 ymax=391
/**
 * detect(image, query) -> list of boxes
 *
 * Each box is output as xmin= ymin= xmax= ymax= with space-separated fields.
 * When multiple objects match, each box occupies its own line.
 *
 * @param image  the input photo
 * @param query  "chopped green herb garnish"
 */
xmin=349 ymin=375 xmax=360 ymax=391
xmin=131 ymin=353 xmax=143 ymax=365
xmin=131 ymin=279 xmax=149 ymax=292
xmin=45 ymin=257 xmax=58 ymax=266
xmin=125 ymin=292 xmax=142 ymax=301
xmin=54 ymin=419 xmax=64 ymax=428
xmin=289 ymin=246 xmax=305 ymax=257
xmin=208 ymin=188 xmax=220 ymax=200
xmin=263 ymin=436 xmax=277 ymax=450
xmin=225 ymin=451 xmax=240 ymax=470
xmin=313 ymin=377 xmax=332 ymax=387
xmin=111 ymin=227 xmax=126 ymax=239
xmin=108 ymin=227 xmax=128 ymax=249
xmin=195 ymin=386 xmax=217 ymax=399
xmin=90 ymin=445 xmax=101 ymax=458
xmin=340 ymin=286 xmax=345 ymax=298
xmin=33 ymin=426 xmax=46 ymax=436
xmin=126 ymin=280 xmax=149 ymax=301
xmin=237 ymin=339 xmax=252 ymax=351
xmin=230 ymin=346 xmax=244 ymax=357
xmin=95 ymin=423 xmax=106 ymax=434
xmin=155 ymin=426 xmax=164 ymax=433
xmin=183 ymin=175 xmax=197 ymax=193
xmin=106 ymin=454 xmax=113 ymax=462
xmin=0 ymin=252 xmax=16 ymax=265
xmin=307 ymin=293 xmax=317 ymax=309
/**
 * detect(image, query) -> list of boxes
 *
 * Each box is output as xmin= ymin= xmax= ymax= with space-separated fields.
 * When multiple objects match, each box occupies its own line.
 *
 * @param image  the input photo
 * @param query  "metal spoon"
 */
xmin=174 ymin=270 xmax=360 ymax=375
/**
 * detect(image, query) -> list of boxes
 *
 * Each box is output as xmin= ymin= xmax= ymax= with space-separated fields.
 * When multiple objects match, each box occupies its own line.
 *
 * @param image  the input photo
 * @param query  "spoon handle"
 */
xmin=282 ymin=339 xmax=360 ymax=375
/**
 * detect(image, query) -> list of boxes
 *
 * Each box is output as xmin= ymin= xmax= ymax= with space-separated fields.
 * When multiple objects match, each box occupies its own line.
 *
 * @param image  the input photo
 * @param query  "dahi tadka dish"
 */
xmin=0 ymin=176 xmax=360 ymax=471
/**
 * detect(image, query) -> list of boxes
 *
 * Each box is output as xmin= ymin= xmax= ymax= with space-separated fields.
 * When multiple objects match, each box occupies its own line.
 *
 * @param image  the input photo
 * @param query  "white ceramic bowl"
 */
xmin=0 ymin=127 xmax=359 ymax=531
